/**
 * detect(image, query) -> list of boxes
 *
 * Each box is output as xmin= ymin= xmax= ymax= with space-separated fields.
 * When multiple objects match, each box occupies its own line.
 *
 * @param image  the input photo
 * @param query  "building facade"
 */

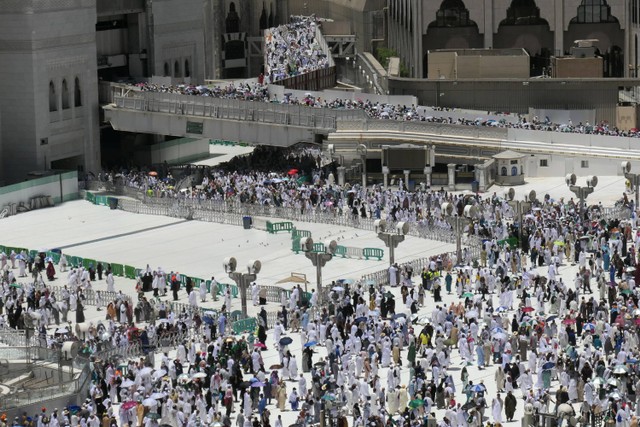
xmin=388 ymin=0 xmax=640 ymax=78
xmin=0 ymin=0 xmax=101 ymax=184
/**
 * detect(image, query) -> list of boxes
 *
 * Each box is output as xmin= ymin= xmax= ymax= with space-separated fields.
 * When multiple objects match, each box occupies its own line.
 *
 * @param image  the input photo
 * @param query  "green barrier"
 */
xmin=124 ymin=265 xmax=136 ymax=279
xmin=230 ymin=285 xmax=239 ymax=298
xmin=85 ymin=192 xmax=96 ymax=204
xmin=83 ymin=258 xmax=96 ymax=269
xmin=497 ymin=237 xmax=519 ymax=249
xmin=68 ymin=256 xmax=83 ymax=268
xmin=292 ymin=238 xmax=301 ymax=254
xmin=335 ymin=245 xmax=347 ymax=258
xmin=95 ymin=195 xmax=109 ymax=206
xmin=232 ymin=317 xmax=256 ymax=335
xmin=313 ymin=243 xmax=325 ymax=253
xmin=292 ymin=229 xmax=312 ymax=240
xmin=47 ymin=252 xmax=61 ymax=264
xmin=266 ymin=221 xmax=294 ymax=234
xmin=110 ymin=263 xmax=124 ymax=277
xmin=363 ymin=248 xmax=384 ymax=261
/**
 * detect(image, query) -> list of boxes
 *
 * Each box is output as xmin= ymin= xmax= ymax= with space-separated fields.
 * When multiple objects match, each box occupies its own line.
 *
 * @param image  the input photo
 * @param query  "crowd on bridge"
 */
xmin=264 ymin=16 xmax=331 ymax=84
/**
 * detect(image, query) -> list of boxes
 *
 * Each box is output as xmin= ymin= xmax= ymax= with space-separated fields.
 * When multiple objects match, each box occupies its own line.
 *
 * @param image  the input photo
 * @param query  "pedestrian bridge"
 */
xmin=103 ymin=87 xmax=366 ymax=147
xmin=103 ymin=84 xmax=640 ymax=172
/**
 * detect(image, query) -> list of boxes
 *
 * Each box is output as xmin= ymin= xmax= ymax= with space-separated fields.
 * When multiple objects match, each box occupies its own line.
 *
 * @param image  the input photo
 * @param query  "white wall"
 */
xmin=0 ymin=172 xmax=79 ymax=214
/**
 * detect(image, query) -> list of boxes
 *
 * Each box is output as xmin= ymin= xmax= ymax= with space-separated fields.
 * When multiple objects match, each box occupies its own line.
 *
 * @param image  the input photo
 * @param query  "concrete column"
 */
xmin=424 ymin=166 xmax=432 ymax=188
xmin=430 ymin=145 xmax=436 ymax=167
xmin=404 ymin=170 xmax=411 ymax=190
xmin=337 ymin=167 xmax=346 ymax=186
xmin=554 ymin=0 xmax=564 ymax=56
xmin=383 ymin=166 xmax=390 ymax=189
xmin=483 ymin=0 xmax=494 ymax=48
xmin=476 ymin=166 xmax=486 ymax=192
xmin=448 ymin=163 xmax=457 ymax=191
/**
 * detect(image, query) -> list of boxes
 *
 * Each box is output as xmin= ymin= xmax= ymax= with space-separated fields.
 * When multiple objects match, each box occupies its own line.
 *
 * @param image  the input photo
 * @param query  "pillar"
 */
xmin=430 ymin=145 xmax=436 ymax=167
xmin=554 ymin=0 xmax=564 ymax=57
xmin=404 ymin=170 xmax=411 ymax=191
xmin=476 ymin=165 xmax=486 ymax=192
xmin=424 ymin=166 xmax=432 ymax=188
xmin=383 ymin=166 xmax=389 ymax=189
xmin=337 ymin=167 xmax=346 ymax=186
xmin=483 ymin=0 xmax=494 ymax=48
xmin=448 ymin=163 xmax=456 ymax=191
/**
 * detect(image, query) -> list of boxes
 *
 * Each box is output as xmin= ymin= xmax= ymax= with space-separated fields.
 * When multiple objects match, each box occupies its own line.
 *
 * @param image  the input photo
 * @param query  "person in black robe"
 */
xmin=76 ymin=299 xmax=85 ymax=323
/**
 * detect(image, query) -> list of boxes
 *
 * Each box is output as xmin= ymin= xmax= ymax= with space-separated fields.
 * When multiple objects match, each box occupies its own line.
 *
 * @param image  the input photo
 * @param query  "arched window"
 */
xmin=501 ymin=166 xmax=508 ymax=176
xmin=501 ymin=0 xmax=549 ymax=26
xmin=226 ymin=2 xmax=240 ymax=33
xmin=164 ymin=62 xmax=170 ymax=76
xmin=511 ymin=166 xmax=518 ymax=176
xmin=431 ymin=0 xmax=477 ymax=28
xmin=74 ymin=77 xmax=82 ymax=107
xmin=61 ymin=79 xmax=70 ymax=109
xmin=184 ymin=59 xmax=190 ymax=77
xmin=571 ymin=0 xmax=618 ymax=24
xmin=174 ymin=60 xmax=181 ymax=77
xmin=49 ymin=81 xmax=57 ymax=112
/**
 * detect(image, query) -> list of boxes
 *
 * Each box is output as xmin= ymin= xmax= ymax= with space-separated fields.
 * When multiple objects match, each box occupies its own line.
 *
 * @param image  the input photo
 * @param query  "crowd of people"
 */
xmin=264 ymin=16 xmax=331 ymax=84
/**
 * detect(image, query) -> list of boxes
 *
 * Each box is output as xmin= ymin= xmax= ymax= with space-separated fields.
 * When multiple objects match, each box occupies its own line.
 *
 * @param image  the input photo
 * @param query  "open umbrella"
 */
xmin=613 ymin=365 xmax=628 ymax=375
xmin=542 ymin=362 xmax=555 ymax=370
xmin=9 ymin=283 xmax=21 ymax=288
xmin=254 ymin=342 xmax=267 ymax=349
xmin=621 ymin=289 xmax=633 ymax=295
xmin=121 ymin=401 xmax=137 ymax=410
xmin=583 ymin=323 xmax=596 ymax=333
xmin=279 ymin=337 xmax=293 ymax=346
xmin=491 ymin=327 xmax=505 ymax=334
xmin=546 ymin=315 xmax=558 ymax=322
xmin=139 ymin=367 xmax=153 ymax=377
xmin=121 ymin=379 xmax=135 ymax=387
xmin=203 ymin=316 xmax=215 ymax=325
xmin=354 ymin=317 xmax=367 ymax=324
xmin=251 ymin=382 xmax=266 ymax=387
xmin=495 ymin=306 xmax=508 ymax=313
xmin=145 ymin=413 xmax=161 ymax=420
xmin=521 ymin=306 xmax=535 ymax=313
xmin=177 ymin=373 xmax=191 ymax=384
xmin=269 ymin=364 xmax=283 ymax=370
xmin=332 ymin=286 xmax=345 ymax=292
xmin=462 ymin=292 xmax=474 ymax=298
xmin=142 ymin=398 xmax=157 ymax=407
xmin=409 ymin=399 xmax=424 ymax=408
xmin=287 ymin=169 xmax=299 ymax=176
xmin=493 ymin=332 xmax=507 ymax=340
xmin=322 ymin=394 xmax=336 ymax=401
xmin=470 ymin=384 xmax=486 ymax=392
xmin=304 ymin=341 xmax=318 ymax=348
xmin=465 ymin=310 xmax=478 ymax=319
xmin=148 ymin=171 xmax=158 ymax=177
xmin=610 ymin=391 xmax=622 ymax=400
xmin=607 ymin=378 xmax=618 ymax=386
xmin=592 ymin=377 xmax=606 ymax=386
xmin=150 ymin=393 xmax=165 ymax=400
xmin=562 ymin=318 xmax=576 ymax=325
xmin=55 ymin=327 xmax=69 ymax=334
xmin=192 ymin=372 xmax=207 ymax=379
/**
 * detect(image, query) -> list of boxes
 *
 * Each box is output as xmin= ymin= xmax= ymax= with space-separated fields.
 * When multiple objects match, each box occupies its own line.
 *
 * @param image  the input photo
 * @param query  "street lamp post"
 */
xmin=223 ymin=257 xmax=262 ymax=319
xmin=442 ymin=202 xmax=475 ymax=265
xmin=375 ymin=220 xmax=409 ymax=266
xmin=357 ymin=144 xmax=367 ymax=188
xmin=300 ymin=237 xmax=337 ymax=305
xmin=622 ymin=161 xmax=640 ymax=209
xmin=504 ymin=187 xmax=537 ymax=248
xmin=566 ymin=173 xmax=598 ymax=218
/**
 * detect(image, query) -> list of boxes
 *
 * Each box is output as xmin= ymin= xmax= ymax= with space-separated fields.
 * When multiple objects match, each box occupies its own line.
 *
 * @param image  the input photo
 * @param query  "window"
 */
xmin=164 ymin=62 xmax=170 ymax=77
xmin=184 ymin=59 xmax=190 ymax=78
xmin=501 ymin=166 xmax=508 ymax=176
xmin=511 ymin=166 xmax=518 ymax=176
xmin=74 ymin=77 xmax=82 ymax=107
xmin=61 ymin=79 xmax=70 ymax=109
xmin=49 ymin=81 xmax=57 ymax=112
xmin=539 ymin=159 xmax=548 ymax=167
xmin=510 ymin=159 xmax=518 ymax=164
xmin=174 ymin=60 xmax=181 ymax=77
xmin=431 ymin=0 xmax=476 ymax=28
xmin=581 ymin=160 xmax=589 ymax=168
xmin=571 ymin=0 xmax=618 ymax=24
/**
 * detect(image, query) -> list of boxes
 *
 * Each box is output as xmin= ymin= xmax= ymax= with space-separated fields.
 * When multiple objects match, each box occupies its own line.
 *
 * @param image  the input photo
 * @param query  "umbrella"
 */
xmin=121 ymin=401 xmax=137 ymax=410
xmin=393 ymin=313 xmax=407 ymax=319
xmin=150 ymin=393 xmax=165 ymax=400
xmin=354 ymin=317 xmax=367 ymax=324
xmin=192 ymin=372 xmax=207 ymax=379
xmin=287 ymin=169 xmax=299 ymax=176
xmin=269 ymin=364 xmax=283 ymax=370
xmin=562 ymin=318 xmax=576 ymax=325
xmin=251 ymin=382 xmax=266 ymax=388
xmin=142 ymin=398 xmax=157 ymax=407
xmin=607 ymin=378 xmax=618 ymax=386
xmin=491 ymin=327 xmax=505 ymax=334
xmin=583 ymin=323 xmax=596 ymax=333
xmin=492 ymin=332 xmax=507 ymax=340
xmin=521 ymin=306 xmax=535 ymax=313
xmin=139 ymin=367 xmax=153 ymax=377
xmin=121 ymin=379 xmax=135 ymax=387
xmin=592 ymin=377 xmax=606 ymax=386
xmin=546 ymin=315 xmax=558 ymax=322
xmin=542 ymin=362 xmax=555 ymax=370
xmin=275 ymin=274 xmax=309 ymax=285
xmin=9 ymin=283 xmax=21 ymax=288
xmin=322 ymin=394 xmax=336 ymax=401
xmin=15 ymin=254 xmax=25 ymax=260
xmin=304 ymin=341 xmax=318 ymax=348
xmin=621 ymin=289 xmax=633 ymax=295
xmin=610 ymin=391 xmax=622 ymax=400
xmin=145 ymin=413 xmax=161 ymax=420
xmin=495 ymin=306 xmax=508 ymax=313
xmin=44 ymin=257 xmax=53 ymax=263
xmin=203 ymin=316 xmax=215 ymax=325
xmin=627 ymin=358 xmax=639 ymax=364
xmin=553 ymin=241 xmax=565 ymax=246
xmin=465 ymin=310 xmax=478 ymax=319
xmin=148 ymin=171 xmax=158 ymax=176
xmin=254 ymin=342 xmax=267 ymax=349
xmin=55 ymin=327 xmax=69 ymax=334
xmin=279 ymin=337 xmax=293 ymax=346
xmin=177 ymin=373 xmax=191 ymax=384
xmin=153 ymin=370 xmax=167 ymax=380
xmin=470 ymin=384 xmax=485 ymax=392
xmin=409 ymin=399 xmax=424 ymax=408
xmin=613 ymin=365 xmax=628 ymax=375
xmin=314 ymin=361 xmax=327 ymax=366
xmin=331 ymin=286 xmax=344 ymax=292
xmin=462 ymin=292 xmax=474 ymax=298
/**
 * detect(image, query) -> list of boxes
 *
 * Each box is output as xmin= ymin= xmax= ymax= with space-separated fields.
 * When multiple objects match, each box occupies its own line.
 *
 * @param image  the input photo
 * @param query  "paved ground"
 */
xmin=0 ymin=177 xmax=622 ymax=426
